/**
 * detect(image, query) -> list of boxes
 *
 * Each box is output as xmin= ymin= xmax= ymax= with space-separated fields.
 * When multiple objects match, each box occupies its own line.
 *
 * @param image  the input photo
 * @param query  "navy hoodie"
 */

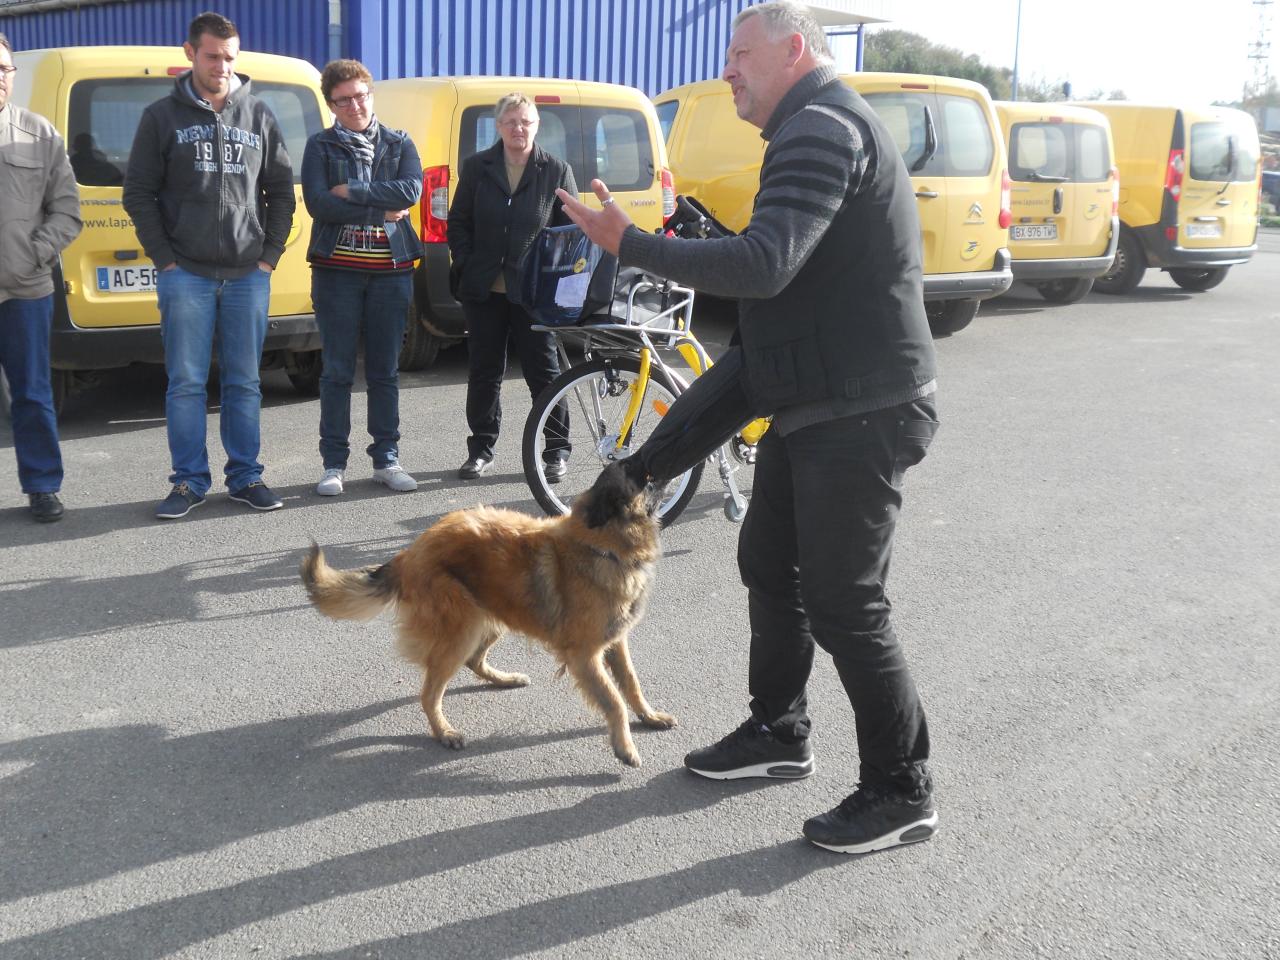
xmin=123 ymin=71 xmax=295 ymax=279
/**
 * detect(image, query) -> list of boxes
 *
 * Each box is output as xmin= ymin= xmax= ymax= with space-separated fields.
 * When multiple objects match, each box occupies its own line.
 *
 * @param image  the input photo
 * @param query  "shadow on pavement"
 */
xmin=0 ymin=718 xmax=795 ymax=959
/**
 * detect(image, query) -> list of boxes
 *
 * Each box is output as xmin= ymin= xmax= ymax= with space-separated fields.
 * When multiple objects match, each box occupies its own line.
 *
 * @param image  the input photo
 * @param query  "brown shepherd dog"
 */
xmin=300 ymin=461 xmax=677 ymax=767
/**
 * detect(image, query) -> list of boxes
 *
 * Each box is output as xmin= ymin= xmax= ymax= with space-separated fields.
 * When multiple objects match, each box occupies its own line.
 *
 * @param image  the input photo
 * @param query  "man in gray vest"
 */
xmin=0 ymin=32 xmax=82 ymax=523
xmin=558 ymin=1 xmax=940 ymax=854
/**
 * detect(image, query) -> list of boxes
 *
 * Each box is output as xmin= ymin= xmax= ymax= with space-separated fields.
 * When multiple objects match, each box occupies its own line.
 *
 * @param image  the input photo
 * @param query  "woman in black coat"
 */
xmin=447 ymin=92 xmax=576 ymax=480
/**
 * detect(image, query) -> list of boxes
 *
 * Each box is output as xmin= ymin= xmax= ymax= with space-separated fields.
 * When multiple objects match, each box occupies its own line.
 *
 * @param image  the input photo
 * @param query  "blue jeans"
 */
xmin=312 ymin=268 xmax=411 ymax=470
xmin=0 ymin=295 xmax=63 ymax=494
xmin=155 ymin=266 xmax=271 ymax=495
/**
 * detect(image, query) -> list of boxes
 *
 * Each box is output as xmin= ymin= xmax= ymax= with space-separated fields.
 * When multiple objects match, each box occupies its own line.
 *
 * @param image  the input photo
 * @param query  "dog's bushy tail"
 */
xmin=300 ymin=542 xmax=400 ymax=621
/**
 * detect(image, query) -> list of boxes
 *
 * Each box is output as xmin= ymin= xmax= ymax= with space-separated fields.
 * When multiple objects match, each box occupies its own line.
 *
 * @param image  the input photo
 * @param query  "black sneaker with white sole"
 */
xmin=802 ymin=785 xmax=937 ymax=854
xmin=684 ymin=719 xmax=814 ymax=780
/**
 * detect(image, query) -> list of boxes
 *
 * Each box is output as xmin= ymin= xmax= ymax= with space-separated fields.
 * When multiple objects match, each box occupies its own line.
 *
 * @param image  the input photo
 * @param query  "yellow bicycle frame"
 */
xmin=618 ymin=337 xmax=770 ymax=451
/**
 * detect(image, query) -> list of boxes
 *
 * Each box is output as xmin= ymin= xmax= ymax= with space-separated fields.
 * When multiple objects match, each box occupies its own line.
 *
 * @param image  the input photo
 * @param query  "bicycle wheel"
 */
xmin=522 ymin=355 xmax=704 ymax=526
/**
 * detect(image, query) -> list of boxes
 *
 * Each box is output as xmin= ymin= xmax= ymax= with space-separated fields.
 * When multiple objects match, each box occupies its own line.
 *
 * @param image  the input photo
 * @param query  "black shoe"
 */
xmin=227 ymin=480 xmax=283 ymax=511
xmin=543 ymin=458 xmax=568 ymax=484
xmin=684 ymin=719 xmax=814 ymax=780
xmin=802 ymin=785 xmax=938 ymax=854
xmin=458 ymin=456 xmax=493 ymax=480
xmin=29 ymin=492 xmax=64 ymax=523
xmin=156 ymin=482 xmax=205 ymax=520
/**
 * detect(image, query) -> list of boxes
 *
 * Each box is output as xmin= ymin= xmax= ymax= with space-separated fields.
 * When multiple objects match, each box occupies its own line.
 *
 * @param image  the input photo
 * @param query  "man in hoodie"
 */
xmin=124 ymin=11 xmax=295 ymax=519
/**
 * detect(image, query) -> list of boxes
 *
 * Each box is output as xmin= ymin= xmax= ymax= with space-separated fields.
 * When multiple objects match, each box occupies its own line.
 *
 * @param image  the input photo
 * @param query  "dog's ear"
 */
xmin=583 ymin=461 xmax=635 ymax=529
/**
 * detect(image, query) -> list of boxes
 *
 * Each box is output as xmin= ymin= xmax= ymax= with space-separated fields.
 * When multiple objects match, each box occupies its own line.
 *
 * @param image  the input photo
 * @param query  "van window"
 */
xmin=1189 ymin=121 xmax=1260 ymax=183
xmin=1075 ymin=124 xmax=1110 ymax=181
xmin=253 ymin=81 xmax=325 ymax=182
xmin=464 ymin=109 xmax=572 ymax=167
xmin=67 ymin=78 xmax=322 ymax=186
xmin=655 ymin=100 xmax=678 ymax=143
xmin=861 ymin=92 xmax=938 ymax=175
xmin=459 ymin=105 xmax=654 ymax=193
xmin=593 ymin=112 xmax=644 ymax=188
xmin=1010 ymin=123 xmax=1069 ymax=180
xmin=939 ymin=94 xmax=993 ymax=176
xmin=581 ymin=107 xmax=654 ymax=191
xmin=1009 ymin=122 xmax=1109 ymax=183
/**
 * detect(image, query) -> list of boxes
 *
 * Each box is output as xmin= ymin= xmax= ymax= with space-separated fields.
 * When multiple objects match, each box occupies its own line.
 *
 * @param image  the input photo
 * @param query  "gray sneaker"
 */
xmin=372 ymin=463 xmax=417 ymax=492
xmin=315 ymin=468 xmax=345 ymax=496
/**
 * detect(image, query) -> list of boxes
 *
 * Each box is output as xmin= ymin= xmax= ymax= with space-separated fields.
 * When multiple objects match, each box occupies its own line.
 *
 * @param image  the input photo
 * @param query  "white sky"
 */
xmin=837 ymin=0 xmax=1270 ymax=104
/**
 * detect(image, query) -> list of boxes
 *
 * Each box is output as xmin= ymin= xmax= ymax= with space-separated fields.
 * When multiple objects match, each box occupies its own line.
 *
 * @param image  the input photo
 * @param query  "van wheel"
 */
xmin=1035 ymin=277 xmax=1094 ymax=304
xmin=51 ymin=369 xmax=73 ymax=417
xmin=926 ymin=298 xmax=980 ymax=337
xmin=399 ymin=304 xmax=441 ymax=371
xmin=1093 ymin=230 xmax=1145 ymax=295
xmin=1168 ymin=266 xmax=1229 ymax=292
xmin=285 ymin=349 xmax=323 ymax=396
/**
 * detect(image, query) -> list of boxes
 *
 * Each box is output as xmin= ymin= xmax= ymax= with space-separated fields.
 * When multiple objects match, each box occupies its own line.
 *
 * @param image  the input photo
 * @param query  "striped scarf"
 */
xmin=332 ymin=116 xmax=379 ymax=181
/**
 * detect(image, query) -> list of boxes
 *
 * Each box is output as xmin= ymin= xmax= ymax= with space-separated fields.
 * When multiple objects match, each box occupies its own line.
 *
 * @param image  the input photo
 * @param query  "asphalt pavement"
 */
xmin=2 ymin=241 xmax=1278 ymax=959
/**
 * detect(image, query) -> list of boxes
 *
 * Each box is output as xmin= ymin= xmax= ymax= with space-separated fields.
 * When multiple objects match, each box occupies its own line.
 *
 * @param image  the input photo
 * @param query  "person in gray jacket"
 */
xmin=559 ymin=1 xmax=940 ymax=855
xmin=123 ymin=11 xmax=295 ymax=520
xmin=0 ymin=33 xmax=82 ymax=523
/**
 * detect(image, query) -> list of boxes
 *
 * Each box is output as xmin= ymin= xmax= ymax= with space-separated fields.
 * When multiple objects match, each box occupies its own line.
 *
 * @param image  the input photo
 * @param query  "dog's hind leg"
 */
xmin=604 ymin=637 xmax=678 ymax=730
xmin=466 ymin=627 xmax=530 ymax=688
xmin=418 ymin=640 xmax=473 ymax=750
xmin=564 ymin=652 xmax=641 ymax=767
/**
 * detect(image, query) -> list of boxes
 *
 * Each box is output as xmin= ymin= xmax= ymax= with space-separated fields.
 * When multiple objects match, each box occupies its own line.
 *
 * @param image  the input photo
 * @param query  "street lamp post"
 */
xmin=1012 ymin=0 xmax=1023 ymax=101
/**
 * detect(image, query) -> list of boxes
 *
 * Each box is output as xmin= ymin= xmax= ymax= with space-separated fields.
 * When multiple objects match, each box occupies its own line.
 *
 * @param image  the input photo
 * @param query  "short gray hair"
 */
xmin=0 ymin=32 xmax=12 ymax=54
xmin=735 ymin=1 xmax=833 ymax=63
xmin=495 ymin=92 xmax=536 ymax=121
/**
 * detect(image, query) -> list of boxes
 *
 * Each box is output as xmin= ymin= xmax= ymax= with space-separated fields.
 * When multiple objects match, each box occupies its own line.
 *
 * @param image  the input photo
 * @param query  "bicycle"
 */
xmin=521 ymin=271 xmax=769 ymax=526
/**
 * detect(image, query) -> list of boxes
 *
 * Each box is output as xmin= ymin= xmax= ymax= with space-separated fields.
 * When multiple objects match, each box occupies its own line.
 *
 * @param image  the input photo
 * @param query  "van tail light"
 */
xmin=1164 ymin=149 xmax=1185 ymax=202
xmin=998 ymin=169 xmax=1012 ymax=229
xmin=1109 ymin=166 xmax=1120 ymax=216
xmin=661 ymin=168 xmax=676 ymax=219
xmin=421 ymin=165 xmax=449 ymax=243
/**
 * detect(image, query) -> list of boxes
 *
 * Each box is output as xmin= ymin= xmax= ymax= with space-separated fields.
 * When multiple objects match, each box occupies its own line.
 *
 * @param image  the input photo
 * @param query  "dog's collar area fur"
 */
xmin=588 ymin=545 xmax=622 ymax=565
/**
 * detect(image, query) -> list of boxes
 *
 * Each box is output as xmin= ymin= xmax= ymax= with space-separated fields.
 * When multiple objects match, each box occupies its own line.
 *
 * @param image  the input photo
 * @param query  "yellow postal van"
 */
xmin=8 ymin=46 xmax=327 ymax=408
xmin=1081 ymin=102 xmax=1260 ymax=294
xmin=994 ymin=101 xmax=1119 ymax=303
xmin=655 ymin=72 xmax=1013 ymax=336
xmin=374 ymin=76 xmax=674 ymax=367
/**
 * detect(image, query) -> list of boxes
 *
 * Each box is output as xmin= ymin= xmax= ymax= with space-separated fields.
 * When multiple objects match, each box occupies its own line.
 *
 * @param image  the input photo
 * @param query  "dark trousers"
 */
xmin=739 ymin=400 xmax=938 ymax=795
xmin=0 ymin=295 xmax=63 ymax=494
xmin=634 ymin=345 xmax=939 ymax=794
xmin=462 ymin=292 xmax=567 ymax=462
xmin=312 ymin=268 xmax=411 ymax=470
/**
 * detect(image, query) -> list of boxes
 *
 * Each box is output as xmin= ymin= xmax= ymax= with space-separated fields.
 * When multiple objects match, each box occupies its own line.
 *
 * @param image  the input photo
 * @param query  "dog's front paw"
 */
xmin=438 ymin=729 xmax=467 ymax=750
xmin=614 ymin=741 xmax=642 ymax=767
xmin=640 ymin=710 xmax=678 ymax=730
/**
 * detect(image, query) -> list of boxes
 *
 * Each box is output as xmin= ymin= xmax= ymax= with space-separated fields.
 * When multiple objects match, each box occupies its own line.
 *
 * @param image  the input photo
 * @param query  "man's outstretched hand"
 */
xmin=555 ymin=178 xmax=634 ymax=256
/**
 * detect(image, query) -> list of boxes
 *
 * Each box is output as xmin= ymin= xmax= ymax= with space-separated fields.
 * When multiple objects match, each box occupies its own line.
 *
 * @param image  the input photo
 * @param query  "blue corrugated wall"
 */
xmin=0 ymin=0 xmax=330 ymax=65
xmin=0 ymin=0 xmax=762 ymax=95
xmin=350 ymin=0 xmax=757 ymax=94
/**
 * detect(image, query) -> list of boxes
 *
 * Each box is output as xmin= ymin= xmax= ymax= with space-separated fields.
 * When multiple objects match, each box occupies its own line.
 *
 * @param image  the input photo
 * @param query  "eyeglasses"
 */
xmin=0 ymin=66 xmax=18 ymax=78
xmin=500 ymin=117 xmax=538 ymax=130
xmin=330 ymin=91 xmax=371 ymax=110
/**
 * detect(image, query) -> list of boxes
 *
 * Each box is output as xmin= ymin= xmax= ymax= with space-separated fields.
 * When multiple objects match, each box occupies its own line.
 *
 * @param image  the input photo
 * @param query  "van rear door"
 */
xmin=1007 ymin=117 xmax=1112 ymax=258
xmin=856 ymin=81 xmax=950 ymax=274
xmin=1180 ymin=112 xmax=1261 ymax=250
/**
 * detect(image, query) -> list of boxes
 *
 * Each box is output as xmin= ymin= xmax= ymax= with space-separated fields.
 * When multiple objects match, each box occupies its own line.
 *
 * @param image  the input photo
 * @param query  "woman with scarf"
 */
xmin=301 ymin=59 xmax=424 ymax=497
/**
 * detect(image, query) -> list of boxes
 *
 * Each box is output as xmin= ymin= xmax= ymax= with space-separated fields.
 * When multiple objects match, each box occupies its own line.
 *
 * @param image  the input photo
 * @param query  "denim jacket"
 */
xmin=301 ymin=123 xmax=425 ymax=266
